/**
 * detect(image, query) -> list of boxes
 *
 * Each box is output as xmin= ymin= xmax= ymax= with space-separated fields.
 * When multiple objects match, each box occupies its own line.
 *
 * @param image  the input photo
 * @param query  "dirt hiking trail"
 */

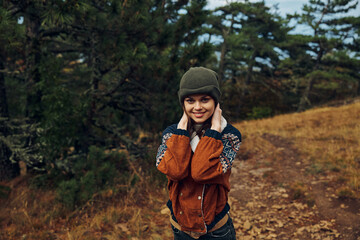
xmin=229 ymin=133 xmax=360 ymax=240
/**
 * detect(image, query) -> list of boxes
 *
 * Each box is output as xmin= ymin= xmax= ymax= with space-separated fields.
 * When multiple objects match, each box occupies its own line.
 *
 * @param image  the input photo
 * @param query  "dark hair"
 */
xmin=187 ymin=118 xmax=212 ymax=138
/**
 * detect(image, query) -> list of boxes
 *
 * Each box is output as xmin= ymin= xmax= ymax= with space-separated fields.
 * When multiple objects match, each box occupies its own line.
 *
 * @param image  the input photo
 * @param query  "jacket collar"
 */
xmin=189 ymin=116 xmax=227 ymax=152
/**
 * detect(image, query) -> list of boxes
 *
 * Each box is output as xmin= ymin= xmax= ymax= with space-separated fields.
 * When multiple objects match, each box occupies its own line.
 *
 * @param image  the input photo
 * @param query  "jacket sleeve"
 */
xmin=191 ymin=126 xmax=241 ymax=184
xmin=156 ymin=126 xmax=192 ymax=181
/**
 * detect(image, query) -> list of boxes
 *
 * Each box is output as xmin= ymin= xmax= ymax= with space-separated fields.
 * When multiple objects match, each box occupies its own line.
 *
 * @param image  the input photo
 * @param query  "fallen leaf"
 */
xmin=117 ymin=223 xmax=129 ymax=231
xmin=243 ymin=220 xmax=252 ymax=231
xmin=277 ymin=220 xmax=284 ymax=228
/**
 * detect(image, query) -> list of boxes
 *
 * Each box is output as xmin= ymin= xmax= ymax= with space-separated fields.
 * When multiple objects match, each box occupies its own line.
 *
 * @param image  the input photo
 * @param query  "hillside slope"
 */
xmin=231 ymin=100 xmax=360 ymax=239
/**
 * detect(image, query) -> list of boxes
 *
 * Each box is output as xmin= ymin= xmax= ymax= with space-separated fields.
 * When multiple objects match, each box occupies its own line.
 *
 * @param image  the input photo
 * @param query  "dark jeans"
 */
xmin=171 ymin=216 xmax=236 ymax=240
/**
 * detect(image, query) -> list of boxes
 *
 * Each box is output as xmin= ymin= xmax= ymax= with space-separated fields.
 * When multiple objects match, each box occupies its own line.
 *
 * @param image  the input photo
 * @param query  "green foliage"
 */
xmin=207 ymin=1 xmax=293 ymax=120
xmin=306 ymin=162 xmax=324 ymax=175
xmin=337 ymin=187 xmax=356 ymax=199
xmin=56 ymin=146 xmax=128 ymax=210
xmin=4 ymin=76 xmax=27 ymax=118
xmin=0 ymin=118 xmax=44 ymax=171
xmin=57 ymin=178 xmax=79 ymax=210
xmin=40 ymin=82 xmax=87 ymax=166
xmin=287 ymin=0 xmax=359 ymax=110
xmin=0 ymin=185 xmax=11 ymax=199
xmin=0 ymin=6 xmax=25 ymax=51
xmin=29 ymin=173 xmax=53 ymax=189
xmin=247 ymin=107 xmax=273 ymax=120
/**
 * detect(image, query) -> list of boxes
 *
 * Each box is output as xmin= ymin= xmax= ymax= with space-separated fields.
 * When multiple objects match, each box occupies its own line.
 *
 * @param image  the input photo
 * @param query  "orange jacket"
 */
xmin=156 ymin=124 xmax=241 ymax=233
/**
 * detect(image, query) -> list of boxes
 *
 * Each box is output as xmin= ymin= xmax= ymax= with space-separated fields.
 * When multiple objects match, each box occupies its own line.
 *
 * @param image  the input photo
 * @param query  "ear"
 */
xmin=214 ymin=102 xmax=218 ymax=110
xmin=182 ymin=106 xmax=189 ymax=117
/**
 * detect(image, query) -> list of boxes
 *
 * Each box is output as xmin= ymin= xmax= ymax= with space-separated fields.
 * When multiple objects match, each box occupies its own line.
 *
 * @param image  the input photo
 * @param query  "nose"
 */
xmin=194 ymin=101 xmax=202 ymax=110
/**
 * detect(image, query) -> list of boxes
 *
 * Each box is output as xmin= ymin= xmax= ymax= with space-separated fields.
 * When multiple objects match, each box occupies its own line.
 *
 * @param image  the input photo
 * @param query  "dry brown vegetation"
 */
xmin=1 ymin=100 xmax=359 ymax=240
xmin=234 ymin=99 xmax=360 ymax=198
xmin=230 ymin=99 xmax=360 ymax=239
xmin=0 ymin=173 xmax=172 ymax=240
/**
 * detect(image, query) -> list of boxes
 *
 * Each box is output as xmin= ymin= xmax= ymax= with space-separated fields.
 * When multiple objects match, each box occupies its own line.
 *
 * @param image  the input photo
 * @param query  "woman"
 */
xmin=156 ymin=67 xmax=241 ymax=239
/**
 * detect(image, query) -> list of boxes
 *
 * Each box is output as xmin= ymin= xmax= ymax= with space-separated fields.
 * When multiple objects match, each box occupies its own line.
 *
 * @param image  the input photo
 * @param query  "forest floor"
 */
xmin=1 ymin=99 xmax=360 ymax=240
xmin=227 ymin=99 xmax=360 ymax=240
xmin=228 ymin=133 xmax=360 ymax=240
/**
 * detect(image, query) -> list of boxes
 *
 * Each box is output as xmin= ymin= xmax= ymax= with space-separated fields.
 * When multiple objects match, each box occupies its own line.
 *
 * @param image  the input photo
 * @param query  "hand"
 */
xmin=178 ymin=111 xmax=188 ymax=130
xmin=211 ymin=104 xmax=222 ymax=132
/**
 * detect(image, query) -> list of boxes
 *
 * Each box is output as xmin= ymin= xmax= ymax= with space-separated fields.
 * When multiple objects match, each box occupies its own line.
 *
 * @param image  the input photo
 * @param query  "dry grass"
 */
xmin=234 ymin=100 xmax=360 ymax=197
xmin=0 ymin=173 xmax=172 ymax=240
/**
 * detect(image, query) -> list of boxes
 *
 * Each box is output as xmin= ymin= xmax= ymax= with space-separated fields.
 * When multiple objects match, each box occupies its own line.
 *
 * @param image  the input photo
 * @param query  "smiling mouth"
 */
xmin=193 ymin=112 xmax=205 ymax=118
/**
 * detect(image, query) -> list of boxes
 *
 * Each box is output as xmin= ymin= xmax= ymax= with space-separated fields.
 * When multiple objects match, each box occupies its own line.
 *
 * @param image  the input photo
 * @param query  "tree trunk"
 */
xmin=218 ymin=16 xmax=234 ymax=85
xmin=218 ymin=28 xmax=228 ymax=84
xmin=23 ymin=7 xmax=43 ymax=172
xmin=24 ymin=11 xmax=42 ymax=120
xmin=243 ymin=52 xmax=256 ymax=96
xmin=298 ymin=76 xmax=314 ymax=112
xmin=298 ymin=46 xmax=323 ymax=112
xmin=0 ymin=56 xmax=9 ymax=119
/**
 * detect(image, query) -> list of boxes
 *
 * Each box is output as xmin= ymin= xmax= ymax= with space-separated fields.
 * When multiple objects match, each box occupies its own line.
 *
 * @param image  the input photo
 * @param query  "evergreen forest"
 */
xmin=0 ymin=0 xmax=359 ymax=210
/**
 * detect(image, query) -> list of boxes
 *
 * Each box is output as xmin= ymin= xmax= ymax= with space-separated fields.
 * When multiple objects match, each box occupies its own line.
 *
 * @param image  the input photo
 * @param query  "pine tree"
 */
xmin=291 ymin=0 xmax=359 ymax=111
xmin=207 ymin=1 xmax=290 ymax=119
xmin=0 ymin=2 xmax=25 ymax=180
xmin=1 ymin=0 xmax=213 ymax=182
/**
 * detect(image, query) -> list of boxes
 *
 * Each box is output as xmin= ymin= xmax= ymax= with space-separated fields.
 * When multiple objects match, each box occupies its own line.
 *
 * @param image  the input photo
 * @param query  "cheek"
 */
xmin=207 ymin=102 xmax=216 ymax=114
xmin=209 ymin=107 xmax=215 ymax=116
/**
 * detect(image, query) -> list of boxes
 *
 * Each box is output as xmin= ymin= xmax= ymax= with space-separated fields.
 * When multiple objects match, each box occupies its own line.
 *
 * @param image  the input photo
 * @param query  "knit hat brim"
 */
xmin=178 ymin=85 xmax=221 ymax=105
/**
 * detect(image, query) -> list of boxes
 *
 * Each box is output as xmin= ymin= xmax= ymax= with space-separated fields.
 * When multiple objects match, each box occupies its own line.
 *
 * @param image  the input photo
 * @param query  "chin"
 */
xmin=191 ymin=117 xmax=209 ymax=124
xmin=193 ymin=120 xmax=205 ymax=124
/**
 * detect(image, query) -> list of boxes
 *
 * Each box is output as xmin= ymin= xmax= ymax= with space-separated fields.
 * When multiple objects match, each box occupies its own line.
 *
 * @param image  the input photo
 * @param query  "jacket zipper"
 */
xmin=200 ymin=184 xmax=207 ymax=233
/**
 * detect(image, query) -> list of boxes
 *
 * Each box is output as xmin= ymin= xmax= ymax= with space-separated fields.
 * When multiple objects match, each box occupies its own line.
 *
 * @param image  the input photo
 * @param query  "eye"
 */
xmin=185 ymin=99 xmax=194 ymax=104
xmin=201 ymin=98 xmax=210 ymax=103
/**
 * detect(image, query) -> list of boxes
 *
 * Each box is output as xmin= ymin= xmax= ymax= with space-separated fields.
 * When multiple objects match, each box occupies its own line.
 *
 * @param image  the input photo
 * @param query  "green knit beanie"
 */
xmin=178 ymin=67 xmax=221 ymax=105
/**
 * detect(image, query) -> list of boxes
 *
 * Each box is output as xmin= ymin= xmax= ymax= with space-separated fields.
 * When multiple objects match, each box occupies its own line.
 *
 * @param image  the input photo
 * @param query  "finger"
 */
xmin=216 ymin=104 xmax=221 ymax=114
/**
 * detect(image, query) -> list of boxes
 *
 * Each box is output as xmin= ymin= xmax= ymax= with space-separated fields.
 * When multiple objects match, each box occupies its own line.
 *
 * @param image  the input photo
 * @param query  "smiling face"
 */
xmin=183 ymin=94 xmax=216 ymax=124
